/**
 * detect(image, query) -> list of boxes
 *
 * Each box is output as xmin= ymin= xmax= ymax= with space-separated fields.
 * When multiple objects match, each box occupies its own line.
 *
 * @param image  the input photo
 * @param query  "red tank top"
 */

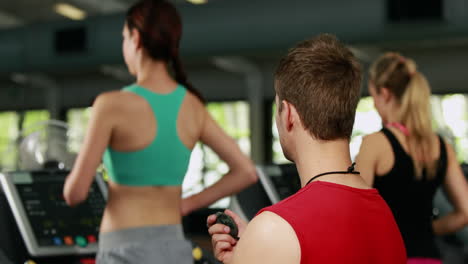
xmin=258 ymin=181 xmax=406 ymax=264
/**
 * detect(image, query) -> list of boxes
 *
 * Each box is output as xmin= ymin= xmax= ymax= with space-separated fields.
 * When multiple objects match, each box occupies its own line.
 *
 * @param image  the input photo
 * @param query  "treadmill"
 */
xmin=230 ymin=163 xmax=300 ymax=220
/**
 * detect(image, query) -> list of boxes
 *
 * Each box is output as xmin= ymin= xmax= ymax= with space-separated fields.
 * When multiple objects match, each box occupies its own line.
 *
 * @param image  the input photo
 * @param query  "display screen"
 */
xmin=13 ymin=171 xmax=105 ymax=248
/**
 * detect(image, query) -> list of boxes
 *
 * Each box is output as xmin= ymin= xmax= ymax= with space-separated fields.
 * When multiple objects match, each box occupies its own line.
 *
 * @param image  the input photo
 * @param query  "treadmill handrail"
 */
xmin=255 ymin=166 xmax=281 ymax=204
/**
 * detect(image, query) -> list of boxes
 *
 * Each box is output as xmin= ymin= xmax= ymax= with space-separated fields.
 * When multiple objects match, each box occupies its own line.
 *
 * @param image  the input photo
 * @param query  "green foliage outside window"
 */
xmin=22 ymin=110 xmax=50 ymax=133
xmin=0 ymin=112 xmax=20 ymax=170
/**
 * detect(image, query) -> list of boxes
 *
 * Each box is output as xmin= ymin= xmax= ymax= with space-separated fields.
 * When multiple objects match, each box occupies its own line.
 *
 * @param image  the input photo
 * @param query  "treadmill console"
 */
xmin=0 ymin=170 xmax=107 ymax=257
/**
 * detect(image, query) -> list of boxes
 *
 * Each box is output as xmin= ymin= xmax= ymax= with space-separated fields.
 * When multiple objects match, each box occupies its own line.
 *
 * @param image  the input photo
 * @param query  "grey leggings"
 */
xmin=97 ymin=225 xmax=193 ymax=264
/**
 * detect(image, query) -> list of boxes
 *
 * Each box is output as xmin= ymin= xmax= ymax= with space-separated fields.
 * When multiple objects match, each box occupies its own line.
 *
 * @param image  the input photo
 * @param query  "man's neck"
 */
xmin=293 ymin=137 xmax=354 ymax=187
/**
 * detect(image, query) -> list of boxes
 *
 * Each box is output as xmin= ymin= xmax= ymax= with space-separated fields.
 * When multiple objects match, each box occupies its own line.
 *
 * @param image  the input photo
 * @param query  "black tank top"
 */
xmin=374 ymin=128 xmax=448 ymax=259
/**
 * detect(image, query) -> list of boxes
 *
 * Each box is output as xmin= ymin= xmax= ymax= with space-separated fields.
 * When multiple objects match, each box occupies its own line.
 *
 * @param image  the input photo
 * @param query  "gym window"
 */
xmin=0 ymin=112 xmax=20 ymax=170
xmin=66 ymin=108 xmax=92 ymax=153
xmin=272 ymin=94 xmax=468 ymax=165
xmin=183 ymin=101 xmax=250 ymax=208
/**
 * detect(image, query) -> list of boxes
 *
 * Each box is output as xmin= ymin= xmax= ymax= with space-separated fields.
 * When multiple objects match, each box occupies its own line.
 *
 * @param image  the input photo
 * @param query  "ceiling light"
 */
xmin=186 ymin=0 xmax=208 ymax=4
xmin=0 ymin=11 xmax=23 ymax=27
xmin=11 ymin=73 xmax=28 ymax=84
xmin=54 ymin=3 xmax=87 ymax=20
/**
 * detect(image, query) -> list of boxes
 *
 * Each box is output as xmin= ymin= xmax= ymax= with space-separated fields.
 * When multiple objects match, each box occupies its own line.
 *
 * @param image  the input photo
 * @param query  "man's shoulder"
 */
xmin=262 ymin=183 xmax=334 ymax=211
xmin=251 ymin=211 xmax=292 ymax=230
xmin=262 ymin=182 xmax=389 ymax=224
xmin=231 ymin=211 xmax=301 ymax=264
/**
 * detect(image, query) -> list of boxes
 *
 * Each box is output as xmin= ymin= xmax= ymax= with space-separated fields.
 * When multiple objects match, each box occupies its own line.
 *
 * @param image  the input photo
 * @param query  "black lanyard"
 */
xmin=305 ymin=162 xmax=360 ymax=186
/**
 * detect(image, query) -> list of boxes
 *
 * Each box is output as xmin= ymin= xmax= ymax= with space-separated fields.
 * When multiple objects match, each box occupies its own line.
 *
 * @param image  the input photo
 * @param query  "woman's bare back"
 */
xmin=100 ymin=84 xmax=206 ymax=232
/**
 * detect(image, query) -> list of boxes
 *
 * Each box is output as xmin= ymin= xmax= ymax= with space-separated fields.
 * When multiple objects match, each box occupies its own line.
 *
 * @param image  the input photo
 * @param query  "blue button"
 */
xmin=53 ymin=237 xmax=62 ymax=246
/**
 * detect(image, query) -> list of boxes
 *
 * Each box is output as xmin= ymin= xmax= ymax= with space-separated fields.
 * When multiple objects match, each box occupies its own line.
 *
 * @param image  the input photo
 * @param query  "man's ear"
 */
xmin=288 ymin=102 xmax=303 ymax=132
xmin=281 ymin=100 xmax=296 ymax=132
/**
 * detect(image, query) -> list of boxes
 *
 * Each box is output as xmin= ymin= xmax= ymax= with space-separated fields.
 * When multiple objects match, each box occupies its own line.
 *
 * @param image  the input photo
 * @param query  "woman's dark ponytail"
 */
xmin=171 ymin=48 xmax=204 ymax=102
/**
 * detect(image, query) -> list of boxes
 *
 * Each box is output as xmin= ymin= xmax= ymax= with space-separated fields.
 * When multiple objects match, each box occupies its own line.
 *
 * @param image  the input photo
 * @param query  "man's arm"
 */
xmin=229 ymin=211 xmax=300 ymax=264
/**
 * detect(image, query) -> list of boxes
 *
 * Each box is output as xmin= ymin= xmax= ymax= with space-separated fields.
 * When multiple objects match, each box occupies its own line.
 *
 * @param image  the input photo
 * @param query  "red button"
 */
xmin=64 ymin=236 xmax=74 ymax=245
xmin=87 ymin=235 xmax=97 ymax=243
xmin=79 ymin=258 xmax=96 ymax=264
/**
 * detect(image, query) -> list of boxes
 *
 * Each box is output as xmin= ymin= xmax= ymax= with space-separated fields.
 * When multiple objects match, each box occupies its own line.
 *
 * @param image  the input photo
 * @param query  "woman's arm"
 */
xmin=355 ymin=134 xmax=379 ymax=186
xmin=181 ymin=111 xmax=258 ymax=216
xmin=433 ymin=141 xmax=468 ymax=235
xmin=63 ymin=93 xmax=116 ymax=207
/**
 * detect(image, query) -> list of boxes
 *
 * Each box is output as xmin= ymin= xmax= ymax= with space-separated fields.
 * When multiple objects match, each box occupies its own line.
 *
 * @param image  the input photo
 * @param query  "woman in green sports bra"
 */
xmin=62 ymin=1 xmax=257 ymax=263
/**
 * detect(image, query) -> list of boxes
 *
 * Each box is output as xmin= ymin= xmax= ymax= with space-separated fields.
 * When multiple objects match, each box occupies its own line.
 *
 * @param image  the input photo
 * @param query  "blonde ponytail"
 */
xmin=398 ymin=69 xmax=436 ymax=179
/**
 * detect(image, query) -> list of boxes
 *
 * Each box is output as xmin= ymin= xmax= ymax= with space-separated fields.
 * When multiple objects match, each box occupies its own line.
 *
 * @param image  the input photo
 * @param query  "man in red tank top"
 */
xmin=207 ymin=34 xmax=406 ymax=264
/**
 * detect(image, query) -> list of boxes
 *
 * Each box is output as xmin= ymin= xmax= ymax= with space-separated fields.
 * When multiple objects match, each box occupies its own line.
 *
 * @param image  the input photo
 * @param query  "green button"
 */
xmin=75 ymin=236 xmax=87 ymax=247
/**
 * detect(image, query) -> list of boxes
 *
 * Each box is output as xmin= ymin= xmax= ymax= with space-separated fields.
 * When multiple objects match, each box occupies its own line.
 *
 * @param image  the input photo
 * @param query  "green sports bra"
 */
xmin=103 ymin=84 xmax=191 ymax=186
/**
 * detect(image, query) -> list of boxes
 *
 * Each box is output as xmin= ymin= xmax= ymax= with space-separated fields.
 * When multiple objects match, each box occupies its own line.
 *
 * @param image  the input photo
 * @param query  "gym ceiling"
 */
xmin=0 ymin=0 xmax=467 ymax=111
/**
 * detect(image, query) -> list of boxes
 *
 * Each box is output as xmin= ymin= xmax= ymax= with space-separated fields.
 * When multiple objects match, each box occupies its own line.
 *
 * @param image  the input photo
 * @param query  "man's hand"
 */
xmin=207 ymin=210 xmax=247 ymax=263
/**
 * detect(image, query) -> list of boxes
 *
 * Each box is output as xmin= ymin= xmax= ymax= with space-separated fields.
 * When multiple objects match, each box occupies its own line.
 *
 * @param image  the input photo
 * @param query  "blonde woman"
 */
xmin=356 ymin=52 xmax=468 ymax=264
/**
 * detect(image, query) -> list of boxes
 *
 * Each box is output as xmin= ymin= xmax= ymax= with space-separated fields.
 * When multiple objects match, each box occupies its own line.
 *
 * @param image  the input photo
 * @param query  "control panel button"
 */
xmin=87 ymin=235 xmax=97 ymax=243
xmin=64 ymin=236 xmax=74 ymax=245
xmin=53 ymin=237 xmax=63 ymax=246
xmin=79 ymin=258 xmax=96 ymax=264
xmin=75 ymin=236 xmax=88 ymax=247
